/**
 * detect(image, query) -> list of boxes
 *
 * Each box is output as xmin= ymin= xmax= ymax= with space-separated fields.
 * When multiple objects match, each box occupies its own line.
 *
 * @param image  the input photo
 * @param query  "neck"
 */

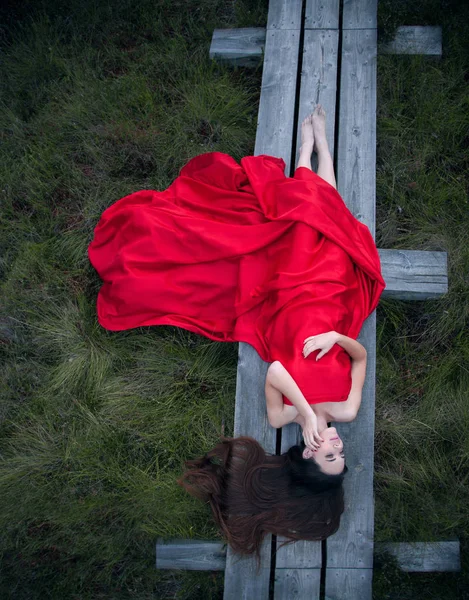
xmin=317 ymin=413 xmax=329 ymax=433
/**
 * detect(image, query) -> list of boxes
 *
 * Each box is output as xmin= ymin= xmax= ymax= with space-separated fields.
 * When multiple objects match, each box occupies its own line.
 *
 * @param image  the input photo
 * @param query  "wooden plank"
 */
xmin=156 ymin=539 xmax=226 ymax=571
xmin=254 ymin=28 xmax=301 ymax=174
xmin=224 ymin=345 xmax=274 ymax=600
xmin=325 ymin=314 xmax=376 ymax=570
xmin=305 ymin=0 xmax=340 ymax=30
xmin=267 ymin=0 xmax=303 ymax=31
xmin=376 ymin=541 xmax=461 ymax=573
xmin=326 ymin=25 xmax=378 ymax=579
xmin=225 ymin=3 xmax=303 ymax=596
xmin=224 ymin=539 xmax=272 ymax=600
xmin=325 ymin=568 xmax=373 ymax=599
xmin=379 ymin=248 xmax=448 ymax=300
xmin=209 ymin=28 xmax=266 ymax=67
xmin=381 ymin=26 xmax=442 ymax=56
xmin=342 ymin=0 xmax=377 ymax=30
xmin=275 ymin=387 xmax=321 ymax=596
xmin=155 ymin=539 xmax=460 ymax=573
xmin=336 ymin=28 xmax=377 ymax=234
xmin=275 ymin=569 xmax=321 ymax=597
xmin=275 ymin=538 xmax=322 ymax=569
xmin=296 ymin=28 xmax=339 ymax=170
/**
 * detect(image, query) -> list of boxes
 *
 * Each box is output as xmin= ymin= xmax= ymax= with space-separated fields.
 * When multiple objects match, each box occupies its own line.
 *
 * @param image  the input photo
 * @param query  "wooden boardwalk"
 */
xmin=156 ymin=1 xmax=448 ymax=598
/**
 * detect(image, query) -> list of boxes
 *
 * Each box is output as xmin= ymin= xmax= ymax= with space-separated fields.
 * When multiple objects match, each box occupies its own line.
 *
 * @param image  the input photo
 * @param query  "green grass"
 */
xmin=1 ymin=0 xmax=469 ymax=597
xmin=0 ymin=1 xmax=265 ymax=597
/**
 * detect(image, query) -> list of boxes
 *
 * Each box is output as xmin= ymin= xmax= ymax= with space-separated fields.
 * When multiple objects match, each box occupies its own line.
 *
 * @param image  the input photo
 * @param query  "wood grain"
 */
xmin=380 ymin=26 xmax=442 ymax=56
xmin=379 ymin=248 xmax=448 ymax=299
xmin=155 ymin=539 xmax=460 ymax=573
xmin=267 ymin=0 xmax=303 ymax=31
xmin=342 ymin=0 xmax=377 ymax=30
xmin=337 ymin=28 xmax=377 ymax=234
xmin=225 ymin=2 xmax=303 ymax=597
xmin=156 ymin=539 xmax=226 ymax=570
xmin=295 ymin=28 xmax=339 ymax=172
xmin=224 ymin=344 xmax=274 ymax=599
xmin=209 ymin=28 xmax=266 ymax=67
xmin=275 ymin=568 xmax=321 ymax=597
xmin=275 ymin=538 xmax=322 ymax=569
xmin=324 ymin=568 xmax=373 ymax=599
xmin=254 ymin=28 xmax=300 ymax=175
xmin=376 ymin=541 xmax=461 ymax=572
xmin=305 ymin=0 xmax=340 ymax=30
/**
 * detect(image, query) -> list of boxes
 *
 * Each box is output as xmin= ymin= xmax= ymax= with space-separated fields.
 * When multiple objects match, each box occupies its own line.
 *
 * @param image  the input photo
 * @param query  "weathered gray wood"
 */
xmin=224 ymin=3 xmax=303 ymax=597
xmin=209 ymin=23 xmax=441 ymax=68
xmin=376 ymin=541 xmax=461 ymax=573
xmin=224 ymin=538 xmax=272 ymax=600
xmin=342 ymin=0 xmax=377 ymax=30
xmin=254 ymin=29 xmax=300 ymax=175
xmin=276 ymin=417 xmax=322 ymax=587
xmin=275 ymin=569 xmax=321 ymax=597
xmin=381 ymin=26 xmax=442 ymax=56
xmin=155 ymin=539 xmax=460 ymax=573
xmin=209 ymin=28 xmax=266 ymax=66
xmin=156 ymin=538 xmax=226 ymax=571
xmin=267 ymin=0 xmax=303 ymax=31
xmin=232 ymin=344 xmax=275 ymax=450
xmin=276 ymin=538 xmax=322 ymax=569
xmin=336 ymin=29 xmax=377 ymax=234
xmin=224 ymin=344 xmax=274 ymax=600
xmin=305 ymin=0 xmax=340 ymax=30
xmin=275 ymin=23 xmax=340 ymax=589
xmin=296 ymin=28 xmax=339 ymax=167
xmin=379 ymin=248 xmax=448 ymax=299
xmin=326 ymin=25 xmax=378 ymax=583
xmin=325 ymin=568 xmax=373 ymax=599
xmin=326 ymin=315 xmax=376 ymax=571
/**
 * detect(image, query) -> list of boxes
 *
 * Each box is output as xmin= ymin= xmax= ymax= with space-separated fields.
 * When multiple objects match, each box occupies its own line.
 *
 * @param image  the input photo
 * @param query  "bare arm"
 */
xmin=303 ymin=331 xmax=367 ymax=422
xmin=265 ymin=361 xmax=323 ymax=448
xmin=336 ymin=333 xmax=367 ymax=360
xmin=265 ymin=361 xmax=314 ymax=423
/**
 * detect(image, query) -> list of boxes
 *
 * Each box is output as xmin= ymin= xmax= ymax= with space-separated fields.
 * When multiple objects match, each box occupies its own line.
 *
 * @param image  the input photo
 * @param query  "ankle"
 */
xmin=315 ymin=140 xmax=330 ymax=157
xmin=299 ymin=142 xmax=314 ymax=155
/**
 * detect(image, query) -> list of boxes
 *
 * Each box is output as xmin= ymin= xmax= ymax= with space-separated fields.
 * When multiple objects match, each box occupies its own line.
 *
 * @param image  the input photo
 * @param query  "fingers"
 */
xmin=302 ymin=339 xmax=316 ymax=358
xmin=303 ymin=431 xmax=322 ymax=450
xmin=316 ymin=349 xmax=326 ymax=361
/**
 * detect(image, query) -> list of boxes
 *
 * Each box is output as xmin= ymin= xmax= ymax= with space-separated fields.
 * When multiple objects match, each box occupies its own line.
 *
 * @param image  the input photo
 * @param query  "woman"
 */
xmin=264 ymin=106 xmax=371 ymax=476
xmin=89 ymin=105 xmax=385 ymax=478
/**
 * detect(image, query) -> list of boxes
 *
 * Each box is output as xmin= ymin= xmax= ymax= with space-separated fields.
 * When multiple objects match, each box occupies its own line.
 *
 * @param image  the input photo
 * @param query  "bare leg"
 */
xmin=297 ymin=114 xmax=314 ymax=171
xmin=312 ymin=105 xmax=337 ymax=190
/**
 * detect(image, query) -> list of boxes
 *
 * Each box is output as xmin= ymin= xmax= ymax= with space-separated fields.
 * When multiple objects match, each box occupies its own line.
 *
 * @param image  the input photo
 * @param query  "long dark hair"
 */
xmin=179 ymin=436 xmax=347 ymax=560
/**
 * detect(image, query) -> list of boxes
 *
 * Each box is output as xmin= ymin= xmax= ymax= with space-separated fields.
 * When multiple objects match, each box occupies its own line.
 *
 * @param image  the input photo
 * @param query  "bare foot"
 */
xmin=312 ymin=104 xmax=328 ymax=153
xmin=301 ymin=113 xmax=314 ymax=148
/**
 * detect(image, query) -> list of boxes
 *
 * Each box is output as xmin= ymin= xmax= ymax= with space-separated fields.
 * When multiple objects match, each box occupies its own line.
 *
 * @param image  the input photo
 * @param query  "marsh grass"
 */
xmin=1 ymin=0 xmax=469 ymax=597
xmin=0 ymin=1 xmax=266 ymax=597
xmin=373 ymin=1 xmax=469 ymax=595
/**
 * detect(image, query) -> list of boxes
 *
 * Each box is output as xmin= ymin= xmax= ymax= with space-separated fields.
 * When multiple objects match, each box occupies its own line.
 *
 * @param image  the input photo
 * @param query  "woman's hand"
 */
xmin=303 ymin=331 xmax=339 ymax=361
xmin=302 ymin=413 xmax=324 ymax=450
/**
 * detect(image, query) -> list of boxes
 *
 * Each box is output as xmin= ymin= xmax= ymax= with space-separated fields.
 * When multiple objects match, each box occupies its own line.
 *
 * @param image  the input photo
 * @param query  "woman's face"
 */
xmin=302 ymin=427 xmax=345 ymax=475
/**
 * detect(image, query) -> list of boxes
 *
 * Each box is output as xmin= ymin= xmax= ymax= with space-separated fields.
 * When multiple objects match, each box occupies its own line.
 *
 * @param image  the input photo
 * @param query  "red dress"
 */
xmin=88 ymin=152 xmax=385 ymax=405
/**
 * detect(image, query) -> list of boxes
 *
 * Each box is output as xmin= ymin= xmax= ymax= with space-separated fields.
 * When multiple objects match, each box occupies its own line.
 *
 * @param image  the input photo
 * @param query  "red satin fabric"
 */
xmin=89 ymin=152 xmax=385 ymax=405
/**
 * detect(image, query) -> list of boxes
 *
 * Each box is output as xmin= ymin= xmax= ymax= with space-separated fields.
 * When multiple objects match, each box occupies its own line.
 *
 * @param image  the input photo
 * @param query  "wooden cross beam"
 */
xmin=156 ymin=538 xmax=461 ymax=573
xmin=209 ymin=26 xmax=443 ymax=66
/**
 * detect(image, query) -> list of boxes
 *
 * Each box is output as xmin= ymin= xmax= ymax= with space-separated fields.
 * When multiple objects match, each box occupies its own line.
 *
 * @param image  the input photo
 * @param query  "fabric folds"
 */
xmin=89 ymin=152 xmax=386 ymax=405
